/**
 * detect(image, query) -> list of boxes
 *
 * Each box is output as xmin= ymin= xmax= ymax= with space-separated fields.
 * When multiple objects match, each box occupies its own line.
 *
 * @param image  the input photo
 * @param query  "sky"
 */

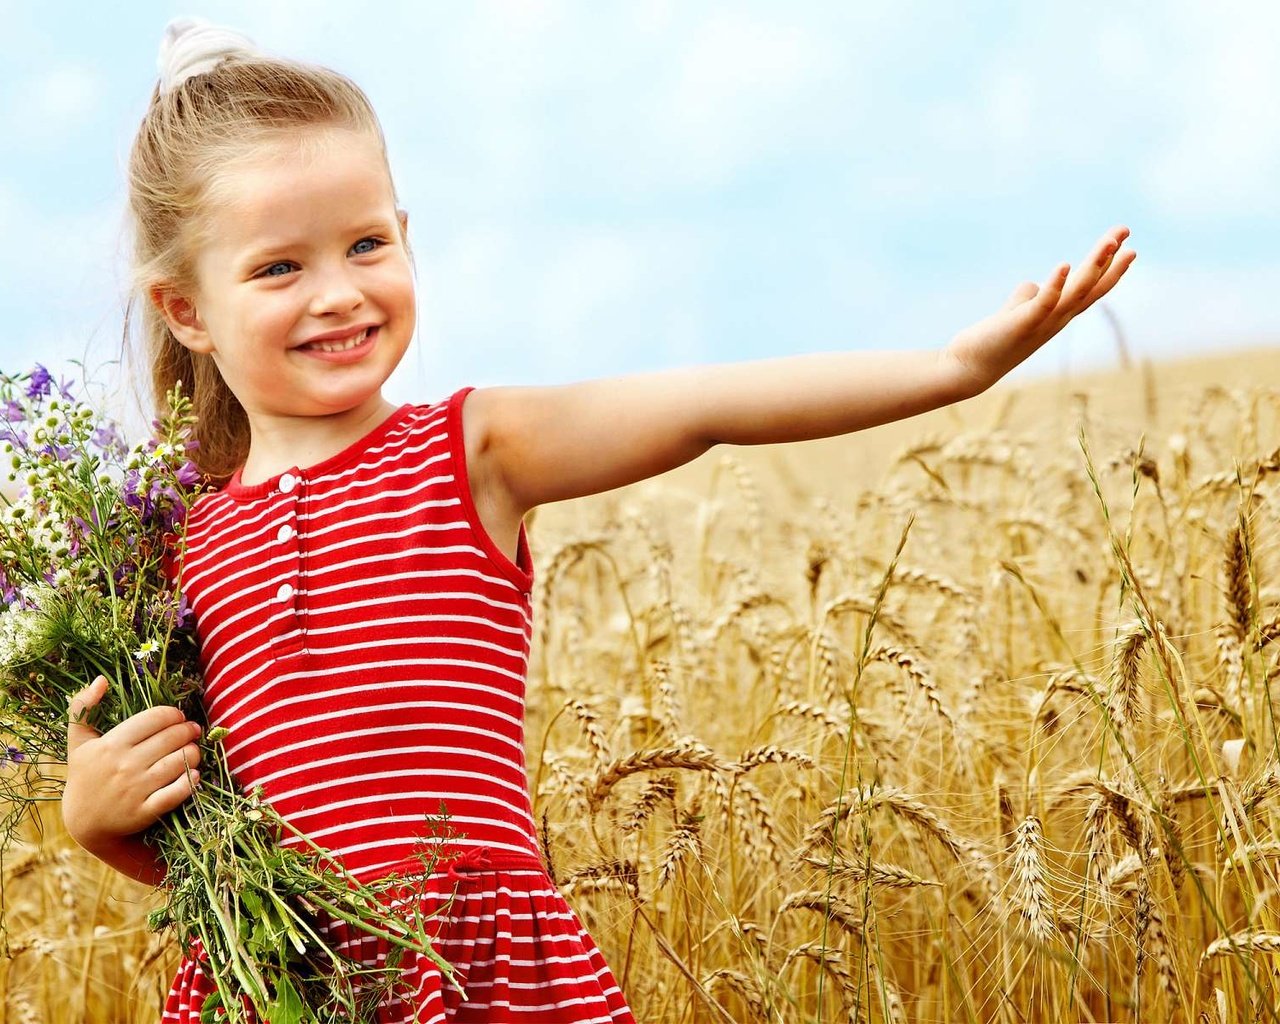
xmin=1 ymin=1 xmax=1277 ymax=424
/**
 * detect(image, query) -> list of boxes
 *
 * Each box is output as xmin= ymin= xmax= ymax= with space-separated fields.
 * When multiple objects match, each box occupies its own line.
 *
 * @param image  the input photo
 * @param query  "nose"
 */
xmin=307 ymin=259 xmax=365 ymax=318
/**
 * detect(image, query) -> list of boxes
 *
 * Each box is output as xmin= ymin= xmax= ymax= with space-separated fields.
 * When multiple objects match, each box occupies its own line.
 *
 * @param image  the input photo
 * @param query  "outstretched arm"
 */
xmin=480 ymin=226 xmax=1135 ymax=515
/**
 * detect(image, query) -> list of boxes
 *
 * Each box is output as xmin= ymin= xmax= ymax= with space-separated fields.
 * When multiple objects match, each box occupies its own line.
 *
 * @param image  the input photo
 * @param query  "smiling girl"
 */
xmin=60 ymin=15 xmax=1134 ymax=1023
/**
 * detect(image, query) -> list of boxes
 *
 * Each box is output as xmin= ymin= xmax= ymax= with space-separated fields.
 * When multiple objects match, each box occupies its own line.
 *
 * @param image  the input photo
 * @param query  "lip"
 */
xmin=293 ymin=326 xmax=380 ymax=363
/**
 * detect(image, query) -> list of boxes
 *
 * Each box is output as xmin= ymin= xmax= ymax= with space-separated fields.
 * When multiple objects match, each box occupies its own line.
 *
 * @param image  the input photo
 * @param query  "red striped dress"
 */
xmin=162 ymin=387 xmax=635 ymax=1023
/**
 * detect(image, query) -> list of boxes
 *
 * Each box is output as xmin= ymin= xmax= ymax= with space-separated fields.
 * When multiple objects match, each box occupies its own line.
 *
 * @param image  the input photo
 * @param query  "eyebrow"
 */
xmin=240 ymin=220 xmax=395 ymax=265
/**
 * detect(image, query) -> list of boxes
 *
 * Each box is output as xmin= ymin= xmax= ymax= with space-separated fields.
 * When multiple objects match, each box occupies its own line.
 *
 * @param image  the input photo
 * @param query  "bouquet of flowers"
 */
xmin=0 ymin=366 xmax=457 ymax=1024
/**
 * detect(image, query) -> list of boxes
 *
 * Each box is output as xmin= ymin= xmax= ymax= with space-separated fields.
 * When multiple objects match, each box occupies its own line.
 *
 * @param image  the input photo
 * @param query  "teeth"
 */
xmin=308 ymin=328 xmax=370 ymax=353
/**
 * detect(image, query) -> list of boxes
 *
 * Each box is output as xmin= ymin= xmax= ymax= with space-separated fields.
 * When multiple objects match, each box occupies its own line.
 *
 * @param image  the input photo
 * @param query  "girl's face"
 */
xmin=159 ymin=127 xmax=416 ymax=432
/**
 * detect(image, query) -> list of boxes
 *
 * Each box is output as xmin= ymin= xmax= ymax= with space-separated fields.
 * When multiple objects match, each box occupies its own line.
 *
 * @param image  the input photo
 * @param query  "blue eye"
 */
xmin=258 ymin=237 xmax=387 ymax=278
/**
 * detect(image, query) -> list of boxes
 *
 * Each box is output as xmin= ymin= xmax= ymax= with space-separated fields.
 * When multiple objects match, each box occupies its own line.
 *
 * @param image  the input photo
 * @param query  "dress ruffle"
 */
xmin=162 ymin=851 xmax=635 ymax=1023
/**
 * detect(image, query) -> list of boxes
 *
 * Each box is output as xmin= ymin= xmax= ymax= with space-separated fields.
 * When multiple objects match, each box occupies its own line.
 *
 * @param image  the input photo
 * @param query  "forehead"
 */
xmin=202 ymin=131 xmax=395 ymax=255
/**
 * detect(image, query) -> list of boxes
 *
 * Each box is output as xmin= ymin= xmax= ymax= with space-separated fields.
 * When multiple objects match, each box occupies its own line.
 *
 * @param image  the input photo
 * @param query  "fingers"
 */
xmin=143 ymin=764 xmax=202 ymax=818
xmin=107 ymin=704 xmax=190 ymax=748
xmin=144 ymin=737 xmax=202 ymax=788
xmin=1080 ymin=246 xmax=1137 ymax=307
xmin=1034 ymin=263 xmax=1070 ymax=314
xmin=134 ymin=718 xmax=203 ymax=767
xmin=66 ymin=675 xmax=108 ymax=752
xmin=1001 ymin=281 xmax=1040 ymax=312
xmin=1060 ymin=226 xmax=1133 ymax=311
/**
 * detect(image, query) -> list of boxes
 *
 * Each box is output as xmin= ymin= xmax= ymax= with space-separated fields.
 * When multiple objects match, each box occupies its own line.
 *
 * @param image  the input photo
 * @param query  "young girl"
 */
xmin=59 ymin=15 xmax=1135 ymax=1024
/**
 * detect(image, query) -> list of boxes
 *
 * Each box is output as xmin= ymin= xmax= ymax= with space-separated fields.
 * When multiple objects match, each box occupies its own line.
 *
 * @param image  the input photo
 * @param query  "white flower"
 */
xmin=133 ymin=640 xmax=160 ymax=661
xmin=0 ymin=609 xmax=47 ymax=667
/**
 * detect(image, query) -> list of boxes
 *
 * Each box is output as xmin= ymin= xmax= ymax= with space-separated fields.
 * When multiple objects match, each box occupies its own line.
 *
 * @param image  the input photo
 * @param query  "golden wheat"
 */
xmin=8 ymin=358 xmax=1280 ymax=1021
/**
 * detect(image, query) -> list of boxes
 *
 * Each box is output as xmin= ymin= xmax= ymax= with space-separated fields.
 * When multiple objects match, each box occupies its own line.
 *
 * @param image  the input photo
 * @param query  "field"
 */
xmin=3 ymin=345 xmax=1279 ymax=1022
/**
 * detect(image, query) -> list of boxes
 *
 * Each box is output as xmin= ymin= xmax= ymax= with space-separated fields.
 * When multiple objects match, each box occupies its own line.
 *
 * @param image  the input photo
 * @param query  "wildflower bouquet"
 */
xmin=0 ymin=366 xmax=456 ymax=1023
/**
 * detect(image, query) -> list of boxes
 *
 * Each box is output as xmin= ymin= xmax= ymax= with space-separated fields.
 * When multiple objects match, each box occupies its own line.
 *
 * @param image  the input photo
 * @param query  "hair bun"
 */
xmin=157 ymin=16 xmax=259 ymax=95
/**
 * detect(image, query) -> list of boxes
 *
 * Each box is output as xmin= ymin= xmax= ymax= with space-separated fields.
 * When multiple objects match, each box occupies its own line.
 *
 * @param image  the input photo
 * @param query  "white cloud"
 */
xmin=1139 ymin=3 xmax=1280 ymax=219
xmin=650 ymin=11 xmax=840 ymax=186
xmin=0 ymin=192 xmax=127 ymax=380
xmin=4 ymin=63 xmax=103 ymax=147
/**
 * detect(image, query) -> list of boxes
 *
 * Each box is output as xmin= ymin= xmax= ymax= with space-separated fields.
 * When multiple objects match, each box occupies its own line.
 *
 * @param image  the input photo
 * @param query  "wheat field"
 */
xmin=3 ymin=346 xmax=1279 ymax=1023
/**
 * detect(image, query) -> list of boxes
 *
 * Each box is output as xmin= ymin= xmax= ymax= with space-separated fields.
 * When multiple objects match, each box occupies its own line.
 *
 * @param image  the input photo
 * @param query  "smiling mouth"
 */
xmin=299 ymin=327 xmax=375 ymax=353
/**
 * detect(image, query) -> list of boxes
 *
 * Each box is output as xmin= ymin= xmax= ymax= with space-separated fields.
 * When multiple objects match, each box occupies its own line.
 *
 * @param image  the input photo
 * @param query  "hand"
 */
xmin=943 ymin=225 xmax=1137 ymax=394
xmin=62 ymin=675 xmax=203 ymax=848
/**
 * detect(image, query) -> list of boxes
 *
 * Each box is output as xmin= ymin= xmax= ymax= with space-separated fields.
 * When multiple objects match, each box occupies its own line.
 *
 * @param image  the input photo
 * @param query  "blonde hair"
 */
xmin=122 ymin=50 xmax=412 ymax=484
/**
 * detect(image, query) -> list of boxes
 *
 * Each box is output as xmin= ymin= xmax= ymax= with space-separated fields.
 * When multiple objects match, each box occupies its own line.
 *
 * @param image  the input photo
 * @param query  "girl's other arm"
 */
xmin=62 ymin=675 xmax=203 ymax=886
xmin=477 ymin=226 xmax=1134 ymax=515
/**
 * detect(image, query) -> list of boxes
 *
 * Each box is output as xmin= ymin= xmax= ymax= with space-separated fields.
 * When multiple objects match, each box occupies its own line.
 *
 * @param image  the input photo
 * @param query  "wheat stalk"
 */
xmin=870 ymin=643 xmax=955 ymax=728
xmin=1011 ymin=815 xmax=1055 ymax=944
xmin=734 ymin=746 xmax=815 ymax=773
xmin=588 ymin=743 xmax=730 ymax=811
xmin=778 ymin=891 xmax=866 ymax=939
xmin=1200 ymin=930 xmax=1280 ymax=965
xmin=657 ymin=813 xmax=702 ymax=890
xmin=618 ymin=775 xmax=676 ymax=834
xmin=561 ymin=859 xmax=640 ymax=899
xmin=703 ymin=969 xmax=768 ymax=1022
xmin=799 ymin=853 xmax=939 ymax=890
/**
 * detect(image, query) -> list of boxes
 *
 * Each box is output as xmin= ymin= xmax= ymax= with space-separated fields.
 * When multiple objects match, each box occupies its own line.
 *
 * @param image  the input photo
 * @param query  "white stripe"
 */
xmin=282 ymin=811 xmax=536 ymax=846
xmin=247 ymin=742 xmax=532 ymax=791
xmin=303 ymin=606 xmax=527 ymax=640
xmin=280 ymin=787 xmax=524 ymax=823
xmin=307 ymin=833 xmax=538 ymax=862
xmin=222 ymin=698 xmax=525 ymax=760
xmin=186 ymin=483 xmax=464 ymax=591
xmin=322 ymin=903 xmax=580 ymax=936
xmin=218 ymin=681 xmax=524 ymax=756
xmin=234 ymin=719 xmax=526 ymax=776
xmin=207 ymin=654 xmax=526 ymax=724
xmin=199 ymin=558 xmax=526 ymax=673
xmin=272 ymin=767 xmax=533 ymax=806
xmin=195 ymin=535 xmax=503 ymax=654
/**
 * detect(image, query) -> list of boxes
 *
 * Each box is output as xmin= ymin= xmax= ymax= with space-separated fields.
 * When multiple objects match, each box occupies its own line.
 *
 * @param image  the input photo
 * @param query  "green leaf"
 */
xmin=198 ymin=990 xmax=224 ymax=1024
xmin=265 ymin=973 xmax=305 ymax=1024
xmin=240 ymin=887 xmax=264 ymax=919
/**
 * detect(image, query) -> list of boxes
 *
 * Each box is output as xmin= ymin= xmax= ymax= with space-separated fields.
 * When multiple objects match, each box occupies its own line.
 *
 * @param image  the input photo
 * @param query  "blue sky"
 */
xmin=2 ymin=1 xmax=1277 ymax=421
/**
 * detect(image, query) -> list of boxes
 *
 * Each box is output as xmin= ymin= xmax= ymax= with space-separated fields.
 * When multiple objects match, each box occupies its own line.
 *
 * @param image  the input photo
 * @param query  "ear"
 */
xmin=150 ymin=284 xmax=215 ymax=355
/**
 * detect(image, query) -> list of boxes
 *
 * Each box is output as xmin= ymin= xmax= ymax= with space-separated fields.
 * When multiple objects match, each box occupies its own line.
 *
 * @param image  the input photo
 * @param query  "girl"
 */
xmin=59 ymin=15 xmax=1134 ymax=1024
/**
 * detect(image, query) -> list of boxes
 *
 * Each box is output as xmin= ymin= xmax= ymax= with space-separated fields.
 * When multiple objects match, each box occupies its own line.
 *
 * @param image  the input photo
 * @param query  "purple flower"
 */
xmin=175 ymin=591 xmax=194 ymax=630
xmin=41 ymin=442 xmax=74 ymax=462
xmin=0 ymin=424 xmax=28 ymax=450
xmin=123 ymin=468 xmax=149 ymax=516
xmin=3 ymin=746 xmax=24 ymax=765
xmin=1 ymin=399 xmax=23 ymax=422
xmin=25 ymin=365 xmax=52 ymax=400
xmin=176 ymin=461 xmax=201 ymax=486
xmin=91 ymin=423 xmax=128 ymax=457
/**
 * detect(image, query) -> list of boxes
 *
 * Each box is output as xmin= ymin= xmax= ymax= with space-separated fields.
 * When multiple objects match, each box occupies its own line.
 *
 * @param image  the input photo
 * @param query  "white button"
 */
xmin=275 ymin=582 xmax=294 ymax=602
xmin=278 ymin=472 xmax=298 ymax=494
xmin=277 ymin=523 xmax=295 ymax=543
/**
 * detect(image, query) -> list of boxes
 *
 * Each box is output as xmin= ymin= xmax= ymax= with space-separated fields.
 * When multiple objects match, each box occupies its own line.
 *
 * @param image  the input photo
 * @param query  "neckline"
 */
xmin=222 ymin=403 xmax=414 ymax=501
